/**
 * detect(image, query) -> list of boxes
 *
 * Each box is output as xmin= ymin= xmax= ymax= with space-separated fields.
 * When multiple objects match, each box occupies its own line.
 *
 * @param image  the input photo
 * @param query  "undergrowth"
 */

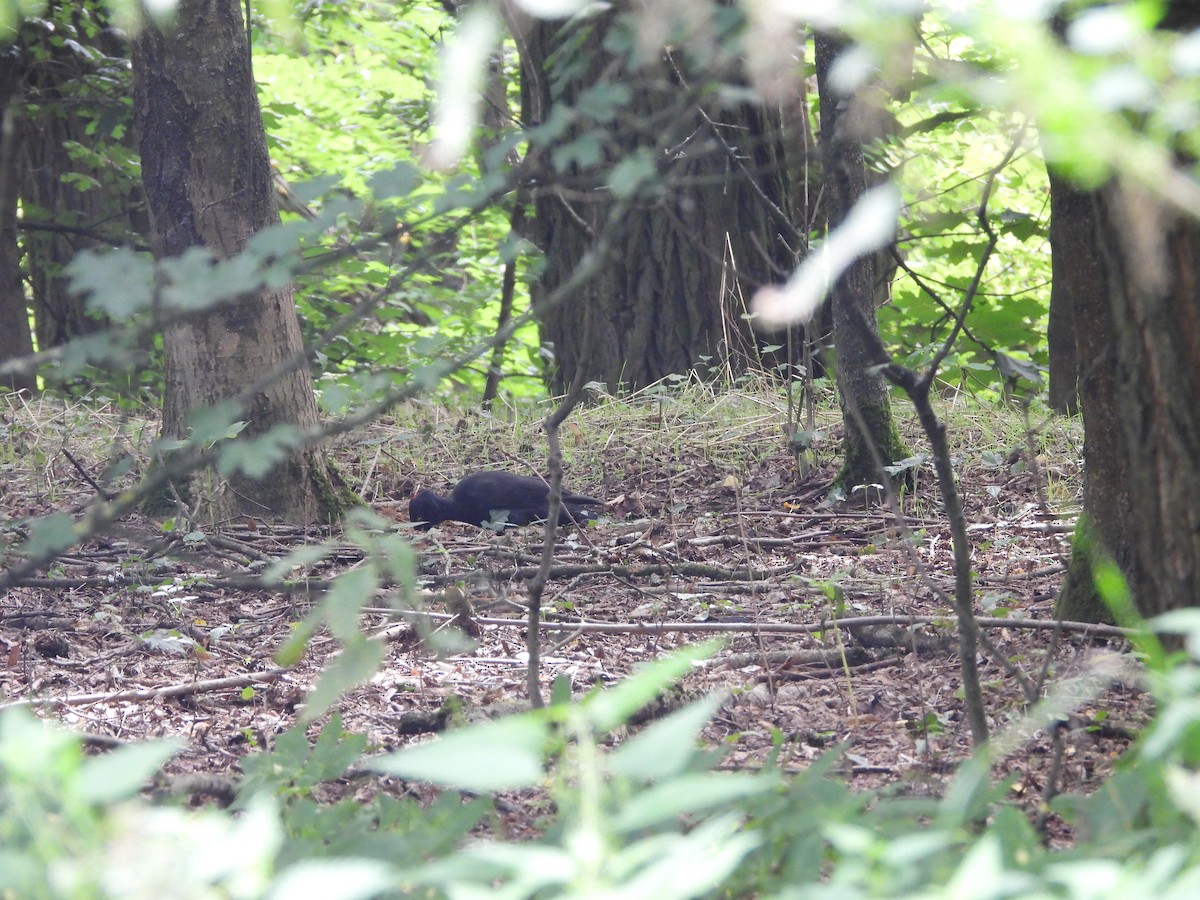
xmin=330 ymin=376 xmax=1082 ymax=515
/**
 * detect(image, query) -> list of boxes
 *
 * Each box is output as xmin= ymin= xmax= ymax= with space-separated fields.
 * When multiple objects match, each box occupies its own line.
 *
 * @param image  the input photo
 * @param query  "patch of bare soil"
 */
xmin=0 ymin=394 xmax=1149 ymax=841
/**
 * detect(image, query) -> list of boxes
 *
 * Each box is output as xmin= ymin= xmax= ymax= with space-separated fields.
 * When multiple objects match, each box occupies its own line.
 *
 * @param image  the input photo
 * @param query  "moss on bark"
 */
xmin=831 ymin=399 xmax=910 ymax=494
xmin=1055 ymin=516 xmax=1117 ymax=625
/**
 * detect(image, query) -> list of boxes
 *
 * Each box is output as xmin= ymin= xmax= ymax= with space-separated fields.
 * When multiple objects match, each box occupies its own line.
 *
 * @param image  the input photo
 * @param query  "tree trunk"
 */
xmin=1054 ymin=0 xmax=1200 ymax=621
xmin=1091 ymin=181 xmax=1200 ymax=617
xmin=17 ymin=3 xmax=144 ymax=353
xmin=1049 ymin=173 xmax=1130 ymax=624
xmin=814 ymin=33 xmax=908 ymax=489
xmin=515 ymin=10 xmax=803 ymax=393
xmin=7 ymin=4 xmax=152 ymax=397
xmin=21 ymin=60 xmax=111 ymax=351
xmin=133 ymin=0 xmax=345 ymax=524
xmin=1046 ymin=174 xmax=1080 ymax=414
xmin=0 ymin=48 xmax=37 ymax=394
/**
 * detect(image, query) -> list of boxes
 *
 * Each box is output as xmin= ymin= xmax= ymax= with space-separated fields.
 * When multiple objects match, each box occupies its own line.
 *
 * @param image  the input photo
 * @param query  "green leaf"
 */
xmin=367 ymin=162 xmax=420 ymax=200
xmin=321 ymin=566 xmax=380 ymax=641
xmin=20 ymin=512 xmax=78 ymax=558
xmin=275 ymin=613 xmax=321 ymax=666
xmin=267 ymin=860 xmax=395 ymax=900
xmin=612 ymin=772 xmax=769 ymax=833
xmin=67 ymin=248 xmax=156 ymax=319
xmin=413 ymin=842 xmax=572 ymax=894
xmin=552 ymin=132 xmax=603 ymax=171
xmin=609 ymin=814 xmax=760 ymax=898
xmin=303 ymin=714 xmax=368 ymax=785
xmin=263 ymin=543 xmax=332 ymax=582
xmin=372 ymin=714 xmax=548 ymax=792
xmin=996 ymin=209 xmax=1041 ymax=241
xmin=216 ymin=426 xmax=301 ymax=478
xmin=936 ymin=756 xmax=992 ymax=829
xmin=574 ymin=81 xmax=631 ymax=123
xmin=185 ymin=402 xmax=246 ymax=446
xmin=609 ymin=693 xmax=723 ymax=781
xmin=994 ymin=351 xmax=1043 ymax=386
xmin=157 ymin=247 xmax=223 ymax=311
xmin=584 ymin=641 xmax=721 ymax=734
xmin=78 ymin=738 xmax=183 ymax=805
xmin=0 ymin=709 xmax=83 ymax=779
xmin=300 ymin=637 xmax=388 ymax=724
xmin=608 ymin=151 xmax=658 ymax=198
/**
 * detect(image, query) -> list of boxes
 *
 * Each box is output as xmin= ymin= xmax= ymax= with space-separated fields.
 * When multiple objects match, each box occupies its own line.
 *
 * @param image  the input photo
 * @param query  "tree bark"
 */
xmin=133 ymin=0 xmax=345 ymax=524
xmin=514 ymin=9 xmax=804 ymax=393
xmin=17 ymin=4 xmax=146 ymax=355
xmin=814 ymin=33 xmax=908 ymax=489
xmin=0 ymin=47 xmax=37 ymax=393
xmin=1053 ymin=0 xmax=1200 ymax=621
xmin=21 ymin=47 xmax=110 ymax=350
xmin=1049 ymin=173 xmax=1130 ymax=623
xmin=1046 ymin=174 xmax=1080 ymax=414
xmin=1092 ymin=181 xmax=1200 ymax=617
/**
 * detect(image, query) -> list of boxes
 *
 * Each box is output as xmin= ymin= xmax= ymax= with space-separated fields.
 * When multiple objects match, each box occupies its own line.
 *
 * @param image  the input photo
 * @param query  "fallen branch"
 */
xmin=717 ymin=645 xmax=891 ymax=670
xmin=362 ymin=606 xmax=1135 ymax=640
xmin=0 ymin=667 xmax=292 ymax=710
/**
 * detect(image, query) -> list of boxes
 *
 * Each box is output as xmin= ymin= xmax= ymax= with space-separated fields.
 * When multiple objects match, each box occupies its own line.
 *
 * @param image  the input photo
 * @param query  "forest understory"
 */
xmin=0 ymin=386 xmax=1148 ymax=845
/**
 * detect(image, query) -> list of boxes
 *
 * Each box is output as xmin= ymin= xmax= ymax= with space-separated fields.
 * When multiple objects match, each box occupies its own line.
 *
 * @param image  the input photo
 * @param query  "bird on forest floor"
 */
xmin=408 ymin=470 xmax=603 ymax=531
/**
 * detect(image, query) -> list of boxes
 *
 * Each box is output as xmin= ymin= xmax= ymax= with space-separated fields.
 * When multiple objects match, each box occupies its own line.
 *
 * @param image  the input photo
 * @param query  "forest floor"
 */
xmin=0 ymin=382 xmax=1150 ymax=843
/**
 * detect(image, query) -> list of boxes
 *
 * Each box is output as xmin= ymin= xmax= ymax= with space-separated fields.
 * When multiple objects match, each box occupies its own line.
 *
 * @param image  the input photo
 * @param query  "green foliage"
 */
xmin=878 ymin=105 xmax=1051 ymax=399
xmin=19 ymin=510 xmax=79 ymax=558
xmin=252 ymin=3 xmax=542 ymax=405
xmin=372 ymin=642 xmax=769 ymax=897
xmin=0 ymin=709 xmax=281 ymax=898
xmin=269 ymin=507 xmax=423 ymax=722
xmin=5 ymin=0 xmax=1090 ymax=412
xmin=258 ymin=608 xmax=1200 ymax=896
xmin=12 ymin=622 xmax=1200 ymax=898
xmin=239 ymin=713 xmax=367 ymax=800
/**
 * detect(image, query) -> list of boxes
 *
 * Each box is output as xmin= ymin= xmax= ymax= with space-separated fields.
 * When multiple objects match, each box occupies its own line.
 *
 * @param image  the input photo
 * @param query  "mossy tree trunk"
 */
xmin=133 ymin=0 xmax=346 ymax=524
xmin=814 ymin=33 xmax=908 ymax=489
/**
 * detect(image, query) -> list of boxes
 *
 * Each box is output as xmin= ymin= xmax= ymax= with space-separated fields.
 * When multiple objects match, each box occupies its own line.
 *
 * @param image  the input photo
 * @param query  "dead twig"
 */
xmin=0 ymin=667 xmax=292 ymax=710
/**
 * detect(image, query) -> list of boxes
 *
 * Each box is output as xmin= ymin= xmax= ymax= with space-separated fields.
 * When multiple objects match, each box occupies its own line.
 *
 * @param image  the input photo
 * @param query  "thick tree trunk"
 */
xmin=1049 ymin=173 xmax=1130 ymax=623
xmin=814 ymin=33 xmax=908 ymax=489
xmin=515 ymin=11 xmax=802 ymax=393
xmin=133 ymin=0 xmax=345 ymax=524
xmin=0 ymin=50 xmax=37 ymax=393
xmin=1092 ymin=182 xmax=1200 ymax=617
xmin=1050 ymin=3 xmax=1200 ymax=622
